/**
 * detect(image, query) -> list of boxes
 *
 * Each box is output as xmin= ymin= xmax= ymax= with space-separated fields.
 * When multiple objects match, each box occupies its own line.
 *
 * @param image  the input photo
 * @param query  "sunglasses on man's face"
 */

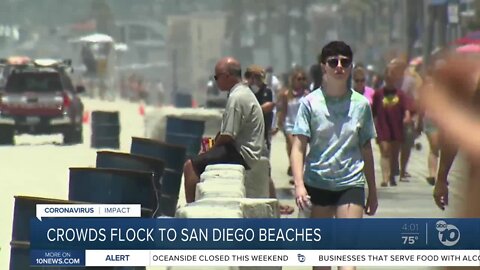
xmin=326 ymin=58 xmax=352 ymax=69
xmin=214 ymin=73 xmax=227 ymax=81
xmin=296 ymin=77 xmax=307 ymax=81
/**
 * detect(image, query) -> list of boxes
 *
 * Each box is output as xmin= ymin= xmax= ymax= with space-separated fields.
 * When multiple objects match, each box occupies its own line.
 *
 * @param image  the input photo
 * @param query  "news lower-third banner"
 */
xmin=29 ymin=218 xmax=480 ymax=267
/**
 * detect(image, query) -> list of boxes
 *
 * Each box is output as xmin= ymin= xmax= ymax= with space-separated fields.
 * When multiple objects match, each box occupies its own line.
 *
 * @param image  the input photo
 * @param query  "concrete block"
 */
xmin=195 ymin=180 xmax=245 ymax=201
xmin=175 ymin=203 xmax=243 ymax=218
xmin=195 ymin=198 xmax=280 ymax=218
xmin=144 ymin=107 xmax=223 ymax=140
xmin=205 ymin=164 xmax=246 ymax=174
xmin=240 ymin=198 xmax=279 ymax=219
xmin=244 ymin=157 xmax=270 ymax=199
xmin=200 ymin=170 xmax=245 ymax=183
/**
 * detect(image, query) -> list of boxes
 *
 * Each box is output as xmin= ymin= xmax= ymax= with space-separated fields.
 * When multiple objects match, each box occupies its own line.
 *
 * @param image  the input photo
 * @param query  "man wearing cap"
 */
xmin=244 ymin=64 xmax=294 ymax=215
xmin=244 ymin=65 xmax=275 ymax=155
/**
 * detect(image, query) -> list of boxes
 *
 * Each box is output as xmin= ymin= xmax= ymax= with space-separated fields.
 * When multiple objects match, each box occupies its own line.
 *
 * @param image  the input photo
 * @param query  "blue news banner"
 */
xmin=30 ymin=218 xmax=480 ymax=266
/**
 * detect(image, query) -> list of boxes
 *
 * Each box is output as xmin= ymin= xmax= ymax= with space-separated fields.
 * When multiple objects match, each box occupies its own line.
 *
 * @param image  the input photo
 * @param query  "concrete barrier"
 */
xmin=145 ymin=107 xmax=223 ymax=141
xmin=172 ymin=163 xmax=281 ymax=270
xmin=195 ymin=180 xmax=246 ymax=201
xmin=200 ymin=170 xmax=245 ymax=183
xmin=244 ymin=157 xmax=270 ymax=199
xmin=175 ymin=204 xmax=243 ymax=218
xmin=194 ymin=198 xmax=279 ymax=218
xmin=205 ymin=164 xmax=246 ymax=174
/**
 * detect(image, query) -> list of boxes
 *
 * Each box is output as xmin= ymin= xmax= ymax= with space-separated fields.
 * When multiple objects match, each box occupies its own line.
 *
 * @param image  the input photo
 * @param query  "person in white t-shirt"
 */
xmin=266 ymin=66 xmax=282 ymax=134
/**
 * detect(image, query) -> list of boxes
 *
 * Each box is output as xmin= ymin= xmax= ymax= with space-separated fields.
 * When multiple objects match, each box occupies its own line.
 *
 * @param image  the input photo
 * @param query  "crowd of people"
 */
xmin=180 ymin=40 xmax=479 ymax=270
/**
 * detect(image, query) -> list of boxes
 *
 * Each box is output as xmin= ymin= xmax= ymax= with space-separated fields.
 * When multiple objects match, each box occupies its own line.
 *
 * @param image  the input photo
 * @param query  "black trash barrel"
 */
xmin=156 ymin=169 xmax=183 ymax=217
xmin=165 ymin=117 xmax=205 ymax=158
xmin=174 ymin=93 xmax=192 ymax=108
xmin=96 ymin=151 xmax=165 ymax=212
xmin=10 ymin=240 xmax=31 ymax=270
xmin=68 ymin=168 xmax=156 ymax=212
xmin=130 ymin=137 xmax=186 ymax=173
xmin=11 ymin=196 xmax=78 ymax=243
xmin=91 ymin=111 xmax=120 ymax=149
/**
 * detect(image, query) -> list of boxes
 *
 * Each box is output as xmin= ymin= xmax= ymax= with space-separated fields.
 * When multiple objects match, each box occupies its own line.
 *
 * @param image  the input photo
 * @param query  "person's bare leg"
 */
xmin=400 ymin=144 xmax=412 ymax=177
xmin=426 ymin=131 xmax=440 ymax=181
xmin=336 ymin=203 xmax=364 ymax=218
xmin=183 ymin=159 xmax=199 ymax=203
xmin=311 ymin=205 xmax=335 ymax=270
xmin=379 ymin=141 xmax=391 ymax=186
xmin=269 ymin=178 xmax=276 ymax=198
xmin=335 ymin=203 xmax=364 ymax=270
xmin=390 ymin=141 xmax=401 ymax=185
xmin=400 ymin=124 xmax=413 ymax=178
xmin=286 ymin=133 xmax=294 ymax=157
xmin=286 ymin=133 xmax=294 ymax=176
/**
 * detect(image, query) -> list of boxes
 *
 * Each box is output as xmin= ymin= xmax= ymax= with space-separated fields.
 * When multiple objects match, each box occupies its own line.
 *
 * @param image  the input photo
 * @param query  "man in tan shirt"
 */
xmin=183 ymin=57 xmax=265 ymax=203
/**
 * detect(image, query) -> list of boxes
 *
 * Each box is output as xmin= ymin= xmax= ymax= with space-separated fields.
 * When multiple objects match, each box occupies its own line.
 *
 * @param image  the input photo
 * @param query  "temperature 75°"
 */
xmin=402 ymin=235 xmax=418 ymax=245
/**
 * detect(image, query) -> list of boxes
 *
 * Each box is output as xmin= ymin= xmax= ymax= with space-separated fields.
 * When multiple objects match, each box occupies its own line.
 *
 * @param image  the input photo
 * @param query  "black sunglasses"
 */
xmin=214 ymin=73 xmax=228 ymax=81
xmin=354 ymin=78 xmax=366 ymax=83
xmin=326 ymin=58 xmax=352 ymax=69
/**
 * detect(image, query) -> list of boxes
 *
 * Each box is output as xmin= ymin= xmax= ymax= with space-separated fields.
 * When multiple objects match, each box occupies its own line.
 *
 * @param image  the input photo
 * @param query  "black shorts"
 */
xmin=305 ymin=185 xmax=365 ymax=207
xmin=191 ymin=142 xmax=249 ymax=176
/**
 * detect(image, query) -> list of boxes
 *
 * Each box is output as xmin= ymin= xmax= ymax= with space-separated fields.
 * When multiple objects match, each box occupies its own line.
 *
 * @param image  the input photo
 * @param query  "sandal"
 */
xmin=279 ymin=204 xmax=295 ymax=215
xmin=380 ymin=182 xmax=388 ymax=187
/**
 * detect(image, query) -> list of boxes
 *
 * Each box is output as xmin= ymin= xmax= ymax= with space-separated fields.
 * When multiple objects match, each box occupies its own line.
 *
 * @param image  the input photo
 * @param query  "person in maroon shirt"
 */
xmin=372 ymin=62 xmax=412 ymax=187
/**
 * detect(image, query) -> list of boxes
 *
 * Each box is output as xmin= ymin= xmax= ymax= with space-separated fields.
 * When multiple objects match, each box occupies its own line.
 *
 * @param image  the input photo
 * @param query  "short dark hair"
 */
xmin=319 ymin=41 xmax=353 ymax=64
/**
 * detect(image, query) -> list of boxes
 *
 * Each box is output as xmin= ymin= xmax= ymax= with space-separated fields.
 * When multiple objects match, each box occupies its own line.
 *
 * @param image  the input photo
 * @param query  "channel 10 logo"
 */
xmin=436 ymin=220 xmax=460 ymax=247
